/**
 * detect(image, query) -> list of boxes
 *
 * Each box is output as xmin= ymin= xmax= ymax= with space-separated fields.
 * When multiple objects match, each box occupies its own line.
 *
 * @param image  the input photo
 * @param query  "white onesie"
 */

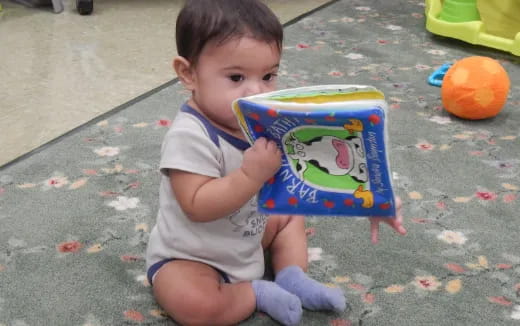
xmin=145 ymin=104 xmax=268 ymax=283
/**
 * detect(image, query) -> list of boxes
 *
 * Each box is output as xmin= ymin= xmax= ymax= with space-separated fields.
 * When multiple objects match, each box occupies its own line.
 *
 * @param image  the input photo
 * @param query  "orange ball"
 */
xmin=441 ymin=56 xmax=510 ymax=120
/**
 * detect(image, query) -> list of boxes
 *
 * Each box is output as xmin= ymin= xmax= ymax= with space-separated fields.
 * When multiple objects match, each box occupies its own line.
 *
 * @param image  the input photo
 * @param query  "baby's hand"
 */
xmin=241 ymin=137 xmax=282 ymax=184
xmin=368 ymin=197 xmax=407 ymax=244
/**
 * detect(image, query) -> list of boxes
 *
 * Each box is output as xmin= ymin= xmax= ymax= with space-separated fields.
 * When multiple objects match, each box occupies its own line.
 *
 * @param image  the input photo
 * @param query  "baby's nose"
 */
xmin=244 ymin=82 xmax=264 ymax=96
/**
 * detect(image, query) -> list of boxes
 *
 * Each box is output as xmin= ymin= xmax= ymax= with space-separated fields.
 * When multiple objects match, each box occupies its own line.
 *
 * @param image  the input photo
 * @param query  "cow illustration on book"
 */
xmin=283 ymin=122 xmax=371 ymax=197
xmin=285 ymin=133 xmax=368 ymax=182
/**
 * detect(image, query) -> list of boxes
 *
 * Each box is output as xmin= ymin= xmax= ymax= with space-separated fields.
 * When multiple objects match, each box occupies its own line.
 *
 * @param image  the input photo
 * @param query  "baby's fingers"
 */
xmin=389 ymin=212 xmax=407 ymax=235
xmin=254 ymin=137 xmax=268 ymax=149
xmin=267 ymin=140 xmax=281 ymax=154
xmin=370 ymin=219 xmax=380 ymax=244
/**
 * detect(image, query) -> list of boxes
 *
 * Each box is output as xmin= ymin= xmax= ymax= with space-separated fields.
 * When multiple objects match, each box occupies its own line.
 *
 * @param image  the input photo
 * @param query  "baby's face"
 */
xmin=190 ymin=36 xmax=281 ymax=133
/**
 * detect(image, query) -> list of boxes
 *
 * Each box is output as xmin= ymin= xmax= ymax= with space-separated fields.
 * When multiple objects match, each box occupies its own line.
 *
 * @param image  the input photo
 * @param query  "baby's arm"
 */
xmin=171 ymin=137 xmax=281 ymax=222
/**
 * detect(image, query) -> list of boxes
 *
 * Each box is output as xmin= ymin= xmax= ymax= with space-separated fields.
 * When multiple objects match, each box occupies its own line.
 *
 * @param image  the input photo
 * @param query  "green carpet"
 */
xmin=1 ymin=0 xmax=520 ymax=325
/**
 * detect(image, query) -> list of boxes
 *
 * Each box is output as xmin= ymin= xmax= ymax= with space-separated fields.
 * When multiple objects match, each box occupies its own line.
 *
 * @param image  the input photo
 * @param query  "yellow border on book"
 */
xmin=271 ymin=91 xmax=385 ymax=103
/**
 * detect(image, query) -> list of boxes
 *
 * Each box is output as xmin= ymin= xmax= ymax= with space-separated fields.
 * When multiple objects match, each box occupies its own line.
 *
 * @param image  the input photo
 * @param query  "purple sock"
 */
xmin=275 ymin=265 xmax=347 ymax=312
xmin=252 ymin=280 xmax=302 ymax=326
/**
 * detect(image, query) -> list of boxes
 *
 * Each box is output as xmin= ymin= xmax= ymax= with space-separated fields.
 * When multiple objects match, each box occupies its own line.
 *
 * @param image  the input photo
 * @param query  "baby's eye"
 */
xmin=263 ymin=73 xmax=277 ymax=81
xmin=229 ymin=74 xmax=244 ymax=82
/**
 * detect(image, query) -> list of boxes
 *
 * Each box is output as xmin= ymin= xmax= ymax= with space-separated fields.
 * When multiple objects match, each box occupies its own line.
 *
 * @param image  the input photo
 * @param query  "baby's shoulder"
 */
xmin=173 ymin=111 xmax=206 ymax=130
xmin=162 ymin=112 xmax=220 ymax=152
xmin=164 ymin=111 xmax=207 ymax=137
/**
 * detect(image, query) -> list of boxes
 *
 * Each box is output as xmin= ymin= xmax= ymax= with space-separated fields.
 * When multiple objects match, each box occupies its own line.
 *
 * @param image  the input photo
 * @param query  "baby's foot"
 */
xmin=252 ymin=280 xmax=302 ymax=326
xmin=275 ymin=265 xmax=347 ymax=312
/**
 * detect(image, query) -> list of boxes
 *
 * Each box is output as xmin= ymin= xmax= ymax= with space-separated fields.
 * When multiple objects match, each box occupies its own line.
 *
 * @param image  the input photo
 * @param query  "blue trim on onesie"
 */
xmin=147 ymin=258 xmax=231 ymax=285
xmin=181 ymin=104 xmax=250 ymax=151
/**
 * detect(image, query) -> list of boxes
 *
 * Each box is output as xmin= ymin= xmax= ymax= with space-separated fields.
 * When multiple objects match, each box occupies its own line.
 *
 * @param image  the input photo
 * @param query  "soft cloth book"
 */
xmin=233 ymin=85 xmax=395 ymax=217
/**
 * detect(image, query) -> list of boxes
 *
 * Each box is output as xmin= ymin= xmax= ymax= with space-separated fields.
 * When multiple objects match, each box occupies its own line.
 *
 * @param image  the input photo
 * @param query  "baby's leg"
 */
xmin=152 ymin=260 xmax=253 ymax=325
xmin=152 ymin=259 xmax=301 ymax=325
xmin=262 ymin=215 xmax=308 ymax=277
xmin=263 ymin=215 xmax=347 ymax=312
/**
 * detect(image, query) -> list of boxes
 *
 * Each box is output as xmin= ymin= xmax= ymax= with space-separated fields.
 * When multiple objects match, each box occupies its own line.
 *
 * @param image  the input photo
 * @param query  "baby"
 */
xmin=145 ymin=0 xmax=406 ymax=325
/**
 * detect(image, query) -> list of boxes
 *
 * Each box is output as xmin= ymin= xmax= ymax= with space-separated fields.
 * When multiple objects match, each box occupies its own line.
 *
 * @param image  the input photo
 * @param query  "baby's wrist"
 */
xmin=239 ymin=166 xmax=264 ymax=187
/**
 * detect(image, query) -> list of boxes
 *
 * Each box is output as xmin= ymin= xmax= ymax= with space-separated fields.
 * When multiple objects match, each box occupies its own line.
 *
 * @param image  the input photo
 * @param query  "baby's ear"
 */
xmin=173 ymin=56 xmax=195 ymax=91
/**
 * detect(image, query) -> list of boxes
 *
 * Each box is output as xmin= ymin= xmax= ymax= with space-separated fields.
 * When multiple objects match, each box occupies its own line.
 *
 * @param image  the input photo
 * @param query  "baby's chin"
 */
xmin=226 ymin=123 xmax=247 ymax=139
xmin=213 ymin=117 xmax=243 ymax=135
xmin=225 ymin=122 xmax=243 ymax=135
xmin=199 ymin=107 xmax=238 ymax=130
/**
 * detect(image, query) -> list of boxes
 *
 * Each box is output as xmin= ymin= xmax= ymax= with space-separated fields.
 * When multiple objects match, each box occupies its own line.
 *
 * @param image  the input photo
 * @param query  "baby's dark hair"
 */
xmin=176 ymin=0 xmax=283 ymax=65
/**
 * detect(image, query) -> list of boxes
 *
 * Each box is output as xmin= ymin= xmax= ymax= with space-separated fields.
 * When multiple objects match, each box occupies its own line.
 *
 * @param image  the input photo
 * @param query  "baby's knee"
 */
xmin=169 ymin=292 xmax=224 ymax=325
xmin=284 ymin=214 xmax=305 ymax=231
xmin=276 ymin=214 xmax=304 ymax=229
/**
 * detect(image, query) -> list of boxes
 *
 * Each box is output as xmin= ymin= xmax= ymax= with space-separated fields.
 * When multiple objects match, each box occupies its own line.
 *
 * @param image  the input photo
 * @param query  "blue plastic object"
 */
xmin=428 ymin=63 xmax=453 ymax=87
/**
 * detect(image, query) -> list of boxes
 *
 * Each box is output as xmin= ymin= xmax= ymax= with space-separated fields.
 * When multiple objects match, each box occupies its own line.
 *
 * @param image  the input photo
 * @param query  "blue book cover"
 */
xmin=233 ymin=85 xmax=396 ymax=217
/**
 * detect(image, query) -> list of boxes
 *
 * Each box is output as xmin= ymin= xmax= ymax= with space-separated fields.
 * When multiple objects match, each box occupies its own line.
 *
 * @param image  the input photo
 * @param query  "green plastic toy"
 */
xmin=425 ymin=0 xmax=520 ymax=56
xmin=438 ymin=0 xmax=480 ymax=23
